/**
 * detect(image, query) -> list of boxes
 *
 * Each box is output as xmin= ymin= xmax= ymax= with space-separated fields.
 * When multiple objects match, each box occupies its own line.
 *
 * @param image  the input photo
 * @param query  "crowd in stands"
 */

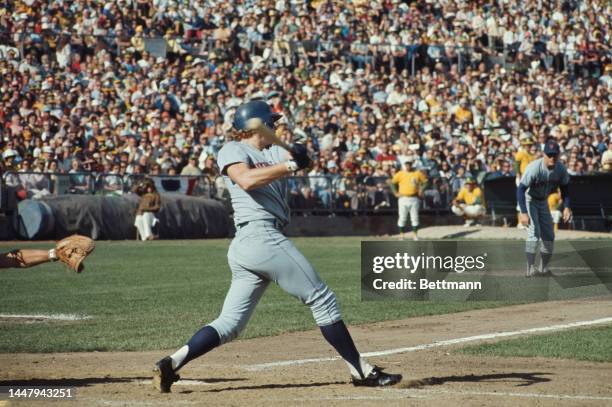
xmin=1 ymin=0 xmax=611 ymax=211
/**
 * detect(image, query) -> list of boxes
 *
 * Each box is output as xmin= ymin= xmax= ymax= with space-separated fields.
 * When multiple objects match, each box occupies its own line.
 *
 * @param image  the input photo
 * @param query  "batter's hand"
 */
xmin=519 ymin=213 xmax=530 ymax=226
xmin=289 ymin=143 xmax=312 ymax=170
xmin=562 ymin=207 xmax=572 ymax=223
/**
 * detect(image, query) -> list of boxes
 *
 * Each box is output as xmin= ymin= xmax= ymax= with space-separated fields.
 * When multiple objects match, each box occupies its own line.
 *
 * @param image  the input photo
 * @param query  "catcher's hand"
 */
xmin=290 ymin=143 xmax=313 ymax=170
xmin=56 ymin=235 xmax=95 ymax=273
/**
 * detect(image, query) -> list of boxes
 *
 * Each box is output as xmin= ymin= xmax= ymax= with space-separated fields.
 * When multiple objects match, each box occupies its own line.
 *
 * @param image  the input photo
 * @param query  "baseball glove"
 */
xmin=56 ymin=235 xmax=95 ymax=273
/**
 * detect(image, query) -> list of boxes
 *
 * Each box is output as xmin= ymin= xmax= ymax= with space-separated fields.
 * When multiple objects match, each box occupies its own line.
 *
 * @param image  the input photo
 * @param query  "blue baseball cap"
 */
xmin=543 ymin=140 xmax=560 ymax=156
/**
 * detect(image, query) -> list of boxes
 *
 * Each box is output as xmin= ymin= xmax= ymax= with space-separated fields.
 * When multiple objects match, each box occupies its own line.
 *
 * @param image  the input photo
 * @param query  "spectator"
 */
xmin=0 ymin=0 xmax=608 ymax=212
xmin=134 ymin=178 xmax=161 ymax=241
xmin=489 ymin=160 xmax=515 ymax=179
xmin=181 ymin=156 xmax=202 ymax=176
xmin=602 ymin=142 xmax=612 ymax=172
xmin=68 ymin=159 xmax=90 ymax=194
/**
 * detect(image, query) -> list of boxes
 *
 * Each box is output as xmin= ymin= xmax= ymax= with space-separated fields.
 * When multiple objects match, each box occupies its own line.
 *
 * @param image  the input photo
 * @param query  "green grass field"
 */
xmin=458 ymin=324 xmax=612 ymax=362
xmin=0 ymin=238 xmax=505 ymax=353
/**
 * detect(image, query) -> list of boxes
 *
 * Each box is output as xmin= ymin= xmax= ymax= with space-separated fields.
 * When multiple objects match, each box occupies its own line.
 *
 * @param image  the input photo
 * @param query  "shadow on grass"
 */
xmin=401 ymin=372 xmax=553 ymax=388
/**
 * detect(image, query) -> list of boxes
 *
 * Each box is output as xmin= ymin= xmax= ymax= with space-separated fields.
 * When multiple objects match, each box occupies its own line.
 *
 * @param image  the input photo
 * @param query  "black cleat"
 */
xmin=153 ymin=356 xmax=180 ymax=393
xmin=536 ymin=269 xmax=553 ymax=277
xmin=352 ymin=366 xmax=402 ymax=387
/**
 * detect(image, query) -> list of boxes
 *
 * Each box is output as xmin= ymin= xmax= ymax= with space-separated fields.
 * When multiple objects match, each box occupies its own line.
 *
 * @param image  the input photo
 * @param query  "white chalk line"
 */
xmin=384 ymin=388 xmax=612 ymax=401
xmin=242 ymin=316 xmax=612 ymax=371
xmin=293 ymin=393 xmax=428 ymax=401
xmin=0 ymin=313 xmax=92 ymax=321
xmin=137 ymin=379 xmax=212 ymax=386
xmin=79 ymin=397 xmax=198 ymax=407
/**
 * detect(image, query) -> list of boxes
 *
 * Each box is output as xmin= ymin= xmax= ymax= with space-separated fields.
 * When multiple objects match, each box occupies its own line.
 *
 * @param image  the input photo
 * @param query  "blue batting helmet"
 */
xmin=544 ymin=139 xmax=560 ymax=156
xmin=232 ymin=100 xmax=282 ymax=131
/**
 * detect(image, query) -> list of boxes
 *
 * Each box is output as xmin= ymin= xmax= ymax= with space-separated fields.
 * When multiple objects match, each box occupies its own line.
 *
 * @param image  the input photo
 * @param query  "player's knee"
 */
xmin=308 ymin=285 xmax=341 ymax=326
xmin=209 ymin=314 xmax=249 ymax=344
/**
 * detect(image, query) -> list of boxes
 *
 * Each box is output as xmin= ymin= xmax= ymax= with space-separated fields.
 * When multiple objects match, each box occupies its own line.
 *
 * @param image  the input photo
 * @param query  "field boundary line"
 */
xmin=0 ymin=313 xmax=92 ymax=321
xmin=384 ymin=388 xmax=612 ymax=401
xmin=242 ymin=316 xmax=612 ymax=371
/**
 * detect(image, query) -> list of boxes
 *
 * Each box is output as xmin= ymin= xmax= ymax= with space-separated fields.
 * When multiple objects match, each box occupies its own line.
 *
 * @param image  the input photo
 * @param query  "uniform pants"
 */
xmin=397 ymin=196 xmax=420 ymax=228
xmin=526 ymin=199 xmax=554 ymax=255
xmin=451 ymin=204 xmax=485 ymax=218
xmin=209 ymin=220 xmax=341 ymax=344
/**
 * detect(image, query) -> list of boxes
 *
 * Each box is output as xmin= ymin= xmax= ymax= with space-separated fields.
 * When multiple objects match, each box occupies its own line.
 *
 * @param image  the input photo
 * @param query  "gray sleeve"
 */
xmin=217 ymin=143 xmax=249 ymax=175
xmin=269 ymin=145 xmax=291 ymax=164
xmin=519 ymin=162 xmax=536 ymax=187
xmin=560 ymin=164 xmax=570 ymax=185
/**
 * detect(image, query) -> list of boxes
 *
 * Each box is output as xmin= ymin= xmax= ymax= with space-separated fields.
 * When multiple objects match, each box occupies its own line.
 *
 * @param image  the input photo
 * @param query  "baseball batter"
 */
xmin=390 ymin=158 xmax=427 ymax=241
xmin=153 ymin=101 xmax=402 ymax=393
xmin=517 ymin=139 xmax=571 ymax=277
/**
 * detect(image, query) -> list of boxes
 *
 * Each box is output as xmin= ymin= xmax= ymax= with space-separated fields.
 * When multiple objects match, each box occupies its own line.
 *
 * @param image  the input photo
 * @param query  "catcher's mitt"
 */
xmin=56 ymin=235 xmax=95 ymax=273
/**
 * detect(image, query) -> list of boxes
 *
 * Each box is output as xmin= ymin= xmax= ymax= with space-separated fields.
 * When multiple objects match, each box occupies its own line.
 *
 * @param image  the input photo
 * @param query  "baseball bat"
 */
xmin=246 ymin=118 xmax=293 ymax=151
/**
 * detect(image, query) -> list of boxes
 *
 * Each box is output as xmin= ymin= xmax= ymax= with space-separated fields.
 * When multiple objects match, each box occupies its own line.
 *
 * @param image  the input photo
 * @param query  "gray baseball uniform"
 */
xmin=519 ymin=157 xmax=570 ymax=254
xmin=210 ymin=141 xmax=341 ymax=344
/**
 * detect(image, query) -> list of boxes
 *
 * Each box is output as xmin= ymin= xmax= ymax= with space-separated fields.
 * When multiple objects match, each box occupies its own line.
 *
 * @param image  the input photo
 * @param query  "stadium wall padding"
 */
xmin=284 ymin=213 xmax=464 ymax=237
xmin=15 ymin=194 xmax=232 ymax=240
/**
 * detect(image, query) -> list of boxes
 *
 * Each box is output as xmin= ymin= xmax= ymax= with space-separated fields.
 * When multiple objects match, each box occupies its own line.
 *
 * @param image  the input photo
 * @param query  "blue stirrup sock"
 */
xmin=319 ymin=320 xmax=373 ymax=378
xmin=170 ymin=325 xmax=221 ymax=371
xmin=526 ymin=252 xmax=536 ymax=267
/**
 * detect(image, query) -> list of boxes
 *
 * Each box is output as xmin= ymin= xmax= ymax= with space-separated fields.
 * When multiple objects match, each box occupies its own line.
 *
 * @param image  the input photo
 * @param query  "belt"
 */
xmin=236 ymin=219 xmax=286 ymax=230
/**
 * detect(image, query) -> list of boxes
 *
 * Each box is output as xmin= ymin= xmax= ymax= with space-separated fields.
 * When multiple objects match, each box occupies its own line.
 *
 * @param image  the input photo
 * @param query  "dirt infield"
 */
xmin=1 ymin=299 xmax=611 ymax=406
xmin=402 ymin=225 xmax=611 ymax=240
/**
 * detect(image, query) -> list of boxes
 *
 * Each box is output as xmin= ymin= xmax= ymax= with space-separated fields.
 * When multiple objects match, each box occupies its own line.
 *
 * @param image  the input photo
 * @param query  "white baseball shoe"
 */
xmin=525 ymin=264 xmax=538 ymax=278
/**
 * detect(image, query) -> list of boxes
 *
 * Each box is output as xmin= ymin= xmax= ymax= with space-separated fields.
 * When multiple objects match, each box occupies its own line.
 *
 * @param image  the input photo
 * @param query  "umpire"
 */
xmin=517 ymin=139 xmax=572 ymax=277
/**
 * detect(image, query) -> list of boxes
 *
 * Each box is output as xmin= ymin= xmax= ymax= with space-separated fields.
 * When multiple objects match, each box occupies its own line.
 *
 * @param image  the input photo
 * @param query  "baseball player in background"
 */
xmin=548 ymin=188 xmax=562 ymax=233
xmin=389 ymin=158 xmax=427 ymax=241
xmin=514 ymin=134 xmax=537 ymax=229
xmin=152 ymin=101 xmax=402 ymax=393
xmin=517 ymin=139 xmax=571 ymax=277
xmin=451 ymin=177 xmax=485 ymax=226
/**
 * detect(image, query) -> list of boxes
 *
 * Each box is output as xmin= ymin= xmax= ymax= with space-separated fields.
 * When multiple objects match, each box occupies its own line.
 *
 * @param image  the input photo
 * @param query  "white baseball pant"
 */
xmin=397 ymin=196 xmax=420 ymax=228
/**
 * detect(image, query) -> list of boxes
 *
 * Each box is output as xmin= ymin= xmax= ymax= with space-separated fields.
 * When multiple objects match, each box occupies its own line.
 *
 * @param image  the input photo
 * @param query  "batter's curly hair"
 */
xmin=232 ymin=128 xmax=257 ymax=140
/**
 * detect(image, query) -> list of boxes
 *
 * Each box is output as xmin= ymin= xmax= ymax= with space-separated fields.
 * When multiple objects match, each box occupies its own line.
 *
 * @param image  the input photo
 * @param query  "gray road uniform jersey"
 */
xmin=519 ymin=158 xmax=570 ymax=254
xmin=218 ymin=142 xmax=290 ymax=227
xmin=210 ymin=141 xmax=341 ymax=344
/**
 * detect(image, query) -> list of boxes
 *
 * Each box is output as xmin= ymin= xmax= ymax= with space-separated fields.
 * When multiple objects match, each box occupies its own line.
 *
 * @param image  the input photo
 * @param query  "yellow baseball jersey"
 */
xmin=456 ymin=187 xmax=483 ymax=205
xmin=392 ymin=170 xmax=427 ymax=197
xmin=548 ymin=191 xmax=561 ymax=211
xmin=515 ymin=148 xmax=535 ymax=175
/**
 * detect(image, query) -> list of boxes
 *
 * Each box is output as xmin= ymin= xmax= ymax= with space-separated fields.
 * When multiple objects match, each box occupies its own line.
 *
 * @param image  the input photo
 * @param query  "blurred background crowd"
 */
xmin=1 ymin=0 xmax=611 ymax=212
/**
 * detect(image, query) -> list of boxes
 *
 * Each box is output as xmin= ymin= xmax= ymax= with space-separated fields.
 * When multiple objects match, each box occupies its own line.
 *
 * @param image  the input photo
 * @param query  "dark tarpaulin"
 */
xmin=17 ymin=193 xmax=231 ymax=240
